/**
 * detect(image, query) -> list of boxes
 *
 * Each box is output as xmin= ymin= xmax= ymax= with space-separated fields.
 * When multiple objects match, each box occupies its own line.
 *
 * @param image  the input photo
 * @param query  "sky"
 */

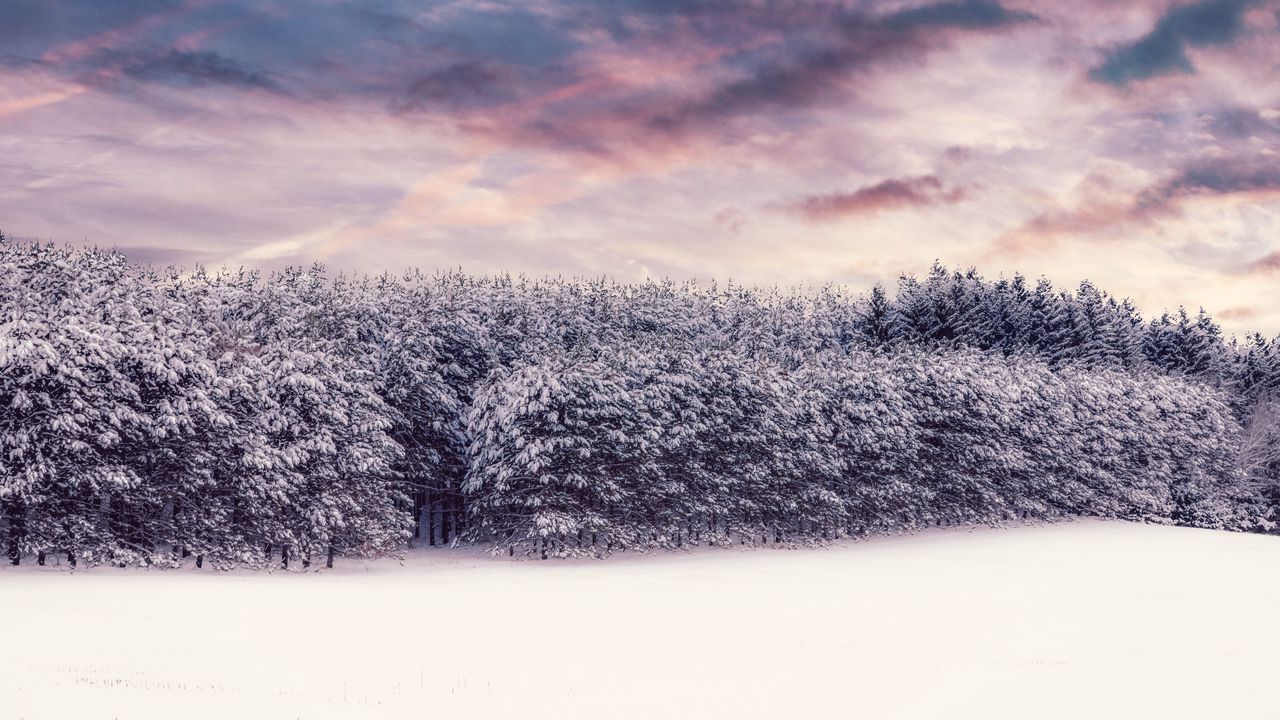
xmin=1 ymin=0 xmax=1278 ymax=334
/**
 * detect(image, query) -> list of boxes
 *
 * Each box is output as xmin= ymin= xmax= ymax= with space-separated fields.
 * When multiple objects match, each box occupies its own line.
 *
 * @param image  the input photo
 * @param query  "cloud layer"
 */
xmin=1 ymin=0 xmax=1278 ymax=333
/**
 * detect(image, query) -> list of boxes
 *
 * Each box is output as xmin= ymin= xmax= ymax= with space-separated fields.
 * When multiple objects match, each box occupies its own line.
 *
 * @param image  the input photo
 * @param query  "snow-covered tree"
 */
xmin=0 ymin=242 xmax=1270 ymax=567
xmin=463 ymin=351 xmax=653 ymax=556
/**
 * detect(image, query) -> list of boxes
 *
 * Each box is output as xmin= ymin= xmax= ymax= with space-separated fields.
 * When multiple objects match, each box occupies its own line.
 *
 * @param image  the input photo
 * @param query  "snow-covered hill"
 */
xmin=2 ymin=520 xmax=1277 ymax=719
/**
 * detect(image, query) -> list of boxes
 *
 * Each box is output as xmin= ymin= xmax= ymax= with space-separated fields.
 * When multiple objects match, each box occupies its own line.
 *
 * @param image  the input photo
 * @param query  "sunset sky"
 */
xmin=2 ymin=0 xmax=1278 ymax=333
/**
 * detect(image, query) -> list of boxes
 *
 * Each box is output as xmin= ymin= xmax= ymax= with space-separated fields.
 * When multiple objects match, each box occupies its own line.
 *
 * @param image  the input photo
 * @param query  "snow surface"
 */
xmin=2 ymin=519 xmax=1277 ymax=720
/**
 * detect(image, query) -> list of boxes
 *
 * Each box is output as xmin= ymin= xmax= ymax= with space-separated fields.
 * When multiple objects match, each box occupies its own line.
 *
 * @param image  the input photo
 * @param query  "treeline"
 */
xmin=0 ymin=239 xmax=1276 ymax=567
xmin=467 ymin=348 xmax=1258 ymax=557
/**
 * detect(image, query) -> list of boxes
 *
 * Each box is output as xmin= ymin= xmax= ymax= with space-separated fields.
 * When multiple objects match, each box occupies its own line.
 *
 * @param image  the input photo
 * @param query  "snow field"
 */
xmin=2 ymin=519 xmax=1278 ymax=720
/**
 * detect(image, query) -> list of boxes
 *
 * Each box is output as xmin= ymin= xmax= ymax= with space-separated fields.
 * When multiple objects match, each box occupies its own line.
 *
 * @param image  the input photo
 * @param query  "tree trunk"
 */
xmin=4 ymin=498 xmax=23 ymax=565
xmin=280 ymin=545 xmax=289 ymax=570
xmin=440 ymin=499 xmax=451 ymax=546
xmin=426 ymin=491 xmax=436 ymax=547
xmin=37 ymin=551 xmax=45 ymax=566
xmin=196 ymin=554 xmax=204 ymax=569
xmin=326 ymin=544 xmax=336 ymax=569
xmin=68 ymin=552 xmax=76 ymax=569
xmin=412 ymin=487 xmax=424 ymax=539
xmin=131 ymin=513 xmax=148 ymax=560
xmin=107 ymin=499 xmax=124 ymax=550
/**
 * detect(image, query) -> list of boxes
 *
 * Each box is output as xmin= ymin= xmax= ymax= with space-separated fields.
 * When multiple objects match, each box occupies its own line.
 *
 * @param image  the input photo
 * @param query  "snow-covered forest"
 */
xmin=1 ymin=236 xmax=1277 ymax=568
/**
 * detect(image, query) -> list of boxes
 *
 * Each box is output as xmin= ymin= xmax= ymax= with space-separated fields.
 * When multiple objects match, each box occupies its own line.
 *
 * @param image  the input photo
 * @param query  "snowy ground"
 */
xmin=2 ymin=519 xmax=1278 ymax=720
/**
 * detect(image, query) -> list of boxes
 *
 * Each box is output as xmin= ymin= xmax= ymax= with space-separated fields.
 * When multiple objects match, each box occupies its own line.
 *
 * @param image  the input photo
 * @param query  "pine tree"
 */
xmin=464 ymin=352 xmax=651 ymax=556
xmin=854 ymin=284 xmax=895 ymax=349
xmin=0 ymin=247 xmax=1270 ymax=567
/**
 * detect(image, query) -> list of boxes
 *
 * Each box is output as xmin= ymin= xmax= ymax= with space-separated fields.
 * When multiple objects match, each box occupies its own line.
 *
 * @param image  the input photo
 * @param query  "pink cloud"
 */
xmin=1245 ymin=251 xmax=1280 ymax=275
xmin=788 ymin=176 xmax=966 ymax=221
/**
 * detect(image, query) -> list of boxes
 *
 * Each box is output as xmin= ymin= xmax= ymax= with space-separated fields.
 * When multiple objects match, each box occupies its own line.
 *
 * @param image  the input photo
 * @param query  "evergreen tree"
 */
xmin=854 ymin=284 xmax=895 ymax=349
xmin=0 ymin=244 xmax=1270 ymax=566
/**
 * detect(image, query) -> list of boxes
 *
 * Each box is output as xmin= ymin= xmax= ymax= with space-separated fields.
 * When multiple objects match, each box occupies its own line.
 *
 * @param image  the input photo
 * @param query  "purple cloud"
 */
xmin=1140 ymin=156 xmax=1280 ymax=207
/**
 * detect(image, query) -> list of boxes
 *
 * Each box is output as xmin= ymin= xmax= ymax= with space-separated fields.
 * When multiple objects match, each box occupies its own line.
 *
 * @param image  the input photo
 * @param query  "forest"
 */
xmin=1 ymin=235 xmax=1277 ymax=568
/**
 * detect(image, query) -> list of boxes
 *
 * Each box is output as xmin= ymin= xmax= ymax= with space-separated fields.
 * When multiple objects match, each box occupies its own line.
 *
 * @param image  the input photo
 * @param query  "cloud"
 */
xmin=0 ymin=87 xmax=86 ymax=118
xmin=1206 ymin=106 xmax=1280 ymax=139
xmin=392 ymin=61 xmax=517 ymax=114
xmin=1014 ymin=201 xmax=1155 ymax=240
xmin=996 ymin=155 xmax=1280 ymax=257
xmin=883 ymin=0 xmax=1038 ymax=31
xmin=4 ymin=0 xmax=1040 ymax=158
xmin=1089 ymin=0 xmax=1256 ymax=86
xmin=5 ymin=0 xmax=1280 ymax=336
xmin=788 ymin=175 xmax=965 ymax=221
xmin=645 ymin=0 xmax=1036 ymax=135
xmin=1244 ymin=250 xmax=1280 ymax=275
xmin=0 ymin=0 xmax=177 ymax=49
xmin=440 ymin=7 xmax=582 ymax=66
xmin=113 ymin=49 xmax=282 ymax=91
xmin=1139 ymin=156 xmax=1280 ymax=206
xmin=1217 ymin=305 xmax=1260 ymax=320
